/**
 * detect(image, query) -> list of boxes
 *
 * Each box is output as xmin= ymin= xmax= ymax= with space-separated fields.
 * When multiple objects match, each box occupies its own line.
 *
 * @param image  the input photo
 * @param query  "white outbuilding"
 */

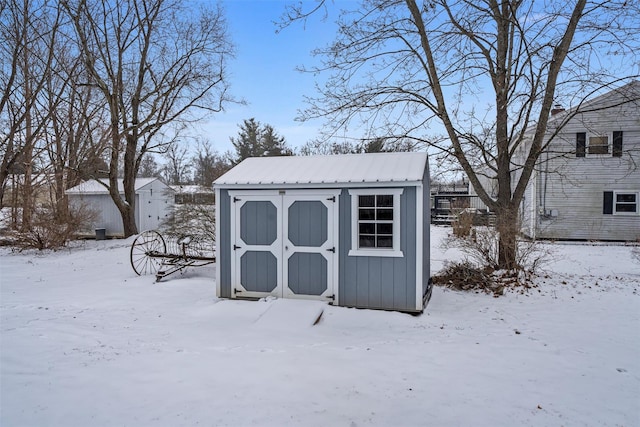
xmin=66 ymin=178 xmax=174 ymax=237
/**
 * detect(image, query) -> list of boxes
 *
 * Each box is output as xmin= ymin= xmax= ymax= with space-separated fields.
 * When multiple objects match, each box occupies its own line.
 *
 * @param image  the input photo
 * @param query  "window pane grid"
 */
xmin=615 ymin=193 xmax=637 ymax=213
xmin=357 ymin=194 xmax=395 ymax=249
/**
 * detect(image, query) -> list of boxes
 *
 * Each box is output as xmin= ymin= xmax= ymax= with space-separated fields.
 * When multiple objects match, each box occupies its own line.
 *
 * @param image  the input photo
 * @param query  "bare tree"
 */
xmin=137 ymin=154 xmax=160 ymax=178
xmin=41 ymin=16 xmax=111 ymax=223
xmin=281 ymin=0 xmax=639 ymax=269
xmin=161 ymin=141 xmax=192 ymax=185
xmin=61 ymin=0 xmax=235 ymax=236
xmin=0 ymin=0 xmax=60 ymax=225
xmin=192 ymin=140 xmax=231 ymax=187
xmin=299 ymin=135 xmax=418 ymax=155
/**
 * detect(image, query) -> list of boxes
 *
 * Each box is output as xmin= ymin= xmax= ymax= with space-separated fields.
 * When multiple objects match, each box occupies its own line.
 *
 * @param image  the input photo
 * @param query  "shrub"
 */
xmin=160 ymin=203 xmax=215 ymax=249
xmin=6 ymin=203 xmax=97 ymax=250
xmin=452 ymin=209 xmax=474 ymax=238
xmin=432 ymin=260 xmax=505 ymax=295
xmin=437 ymin=224 xmax=553 ymax=294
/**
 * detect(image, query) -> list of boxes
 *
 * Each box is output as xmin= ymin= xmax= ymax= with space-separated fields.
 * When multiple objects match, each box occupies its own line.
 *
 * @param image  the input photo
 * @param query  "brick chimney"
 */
xmin=551 ymin=104 xmax=565 ymax=116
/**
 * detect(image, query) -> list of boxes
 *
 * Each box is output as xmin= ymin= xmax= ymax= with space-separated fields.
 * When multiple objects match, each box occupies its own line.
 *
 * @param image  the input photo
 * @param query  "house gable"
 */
xmin=520 ymin=81 xmax=640 ymax=241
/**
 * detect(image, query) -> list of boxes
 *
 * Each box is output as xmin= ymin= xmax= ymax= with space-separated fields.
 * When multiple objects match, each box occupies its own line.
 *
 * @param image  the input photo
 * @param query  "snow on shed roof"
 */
xmin=214 ymin=152 xmax=428 ymax=187
xmin=66 ymin=178 xmax=165 ymax=194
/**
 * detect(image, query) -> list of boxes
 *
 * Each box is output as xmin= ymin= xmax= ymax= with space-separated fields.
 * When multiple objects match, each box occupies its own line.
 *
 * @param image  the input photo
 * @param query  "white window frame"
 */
xmin=585 ymin=131 xmax=612 ymax=157
xmin=348 ymin=188 xmax=404 ymax=258
xmin=613 ymin=191 xmax=639 ymax=215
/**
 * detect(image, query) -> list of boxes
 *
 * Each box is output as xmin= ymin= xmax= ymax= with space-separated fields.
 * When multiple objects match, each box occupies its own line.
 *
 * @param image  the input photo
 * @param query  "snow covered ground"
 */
xmin=1 ymin=226 xmax=639 ymax=426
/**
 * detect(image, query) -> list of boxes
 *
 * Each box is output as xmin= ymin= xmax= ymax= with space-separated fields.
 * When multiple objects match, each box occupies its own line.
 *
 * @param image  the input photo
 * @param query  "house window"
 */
xmin=348 ymin=188 xmax=403 ymax=257
xmin=577 ymin=131 xmax=623 ymax=157
xmin=588 ymin=135 xmax=609 ymax=155
xmin=603 ymin=191 xmax=638 ymax=215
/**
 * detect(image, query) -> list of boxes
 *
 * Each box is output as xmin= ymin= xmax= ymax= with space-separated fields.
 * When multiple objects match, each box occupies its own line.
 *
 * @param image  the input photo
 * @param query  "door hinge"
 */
xmin=327 ymin=294 xmax=335 ymax=301
xmin=234 ymin=288 xmax=242 ymax=294
xmin=233 ymin=197 xmax=241 ymax=202
xmin=326 ymin=247 xmax=335 ymax=253
xmin=327 ymin=196 xmax=336 ymax=202
xmin=233 ymin=244 xmax=242 ymax=250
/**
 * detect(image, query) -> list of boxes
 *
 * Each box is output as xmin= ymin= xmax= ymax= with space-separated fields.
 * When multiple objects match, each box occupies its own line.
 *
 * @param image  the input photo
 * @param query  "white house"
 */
xmin=66 ymin=178 xmax=174 ymax=237
xmin=518 ymin=81 xmax=640 ymax=241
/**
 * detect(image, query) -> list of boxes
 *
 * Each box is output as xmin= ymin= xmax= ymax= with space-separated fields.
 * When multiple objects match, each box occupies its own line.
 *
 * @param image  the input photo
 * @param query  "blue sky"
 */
xmin=198 ymin=0 xmax=638 ymax=157
xmin=199 ymin=0 xmax=348 ymax=154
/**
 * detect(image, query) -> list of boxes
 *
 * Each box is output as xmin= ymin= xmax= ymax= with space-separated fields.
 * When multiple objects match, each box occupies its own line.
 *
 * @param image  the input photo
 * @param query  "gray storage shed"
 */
xmin=66 ymin=178 xmax=174 ymax=237
xmin=214 ymin=152 xmax=431 ymax=312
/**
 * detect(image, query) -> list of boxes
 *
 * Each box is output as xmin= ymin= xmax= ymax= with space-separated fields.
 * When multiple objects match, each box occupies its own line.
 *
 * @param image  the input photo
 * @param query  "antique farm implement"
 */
xmin=129 ymin=230 xmax=215 ymax=281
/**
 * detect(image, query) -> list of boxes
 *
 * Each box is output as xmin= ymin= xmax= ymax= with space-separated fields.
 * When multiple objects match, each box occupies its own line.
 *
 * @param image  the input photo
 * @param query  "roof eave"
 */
xmin=214 ymin=180 xmax=424 ymax=190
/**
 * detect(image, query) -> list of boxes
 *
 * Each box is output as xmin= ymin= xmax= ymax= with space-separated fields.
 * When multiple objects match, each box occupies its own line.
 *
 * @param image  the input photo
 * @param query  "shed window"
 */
xmin=603 ymin=191 xmax=638 ymax=215
xmin=348 ymin=188 xmax=403 ymax=257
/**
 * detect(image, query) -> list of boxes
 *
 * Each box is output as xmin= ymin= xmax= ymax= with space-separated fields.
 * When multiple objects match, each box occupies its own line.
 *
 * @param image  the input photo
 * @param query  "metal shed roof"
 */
xmin=214 ymin=152 xmax=428 ymax=187
xmin=65 ymin=178 xmax=166 ymax=194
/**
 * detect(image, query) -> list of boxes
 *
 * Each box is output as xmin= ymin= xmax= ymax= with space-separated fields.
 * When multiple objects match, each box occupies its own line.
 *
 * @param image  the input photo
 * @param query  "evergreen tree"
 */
xmin=230 ymin=118 xmax=291 ymax=164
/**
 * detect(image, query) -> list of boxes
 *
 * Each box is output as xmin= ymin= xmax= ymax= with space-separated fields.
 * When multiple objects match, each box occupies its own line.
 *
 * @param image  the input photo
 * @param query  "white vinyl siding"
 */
xmin=518 ymin=82 xmax=640 ymax=241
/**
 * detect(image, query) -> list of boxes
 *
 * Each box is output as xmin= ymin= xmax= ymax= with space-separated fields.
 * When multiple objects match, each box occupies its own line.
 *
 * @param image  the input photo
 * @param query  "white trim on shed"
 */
xmin=214 ymin=152 xmax=432 ymax=313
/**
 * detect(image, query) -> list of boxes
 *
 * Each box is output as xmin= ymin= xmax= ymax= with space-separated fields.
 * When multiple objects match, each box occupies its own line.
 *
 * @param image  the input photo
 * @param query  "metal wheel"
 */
xmin=130 ymin=230 xmax=166 ymax=276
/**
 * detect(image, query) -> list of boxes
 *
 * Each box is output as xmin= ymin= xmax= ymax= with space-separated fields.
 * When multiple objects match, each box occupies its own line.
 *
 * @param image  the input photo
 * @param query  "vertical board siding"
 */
xmin=422 ymin=166 xmax=431 ymax=297
xmin=339 ymin=187 xmax=417 ymax=311
xmin=288 ymin=252 xmax=327 ymax=295
xmin=287 ymin=200 xmax=329 ymax=296
xmin=379 ymin=258 xmax=395 ymax=309
xmin=240 ymin=251 xmax=278 ymax=292
xmin=69 ymin=180 xmax=173 ymax=236
xmin=69 ymin=194 xmax=130 ymax=236
xmin=138 ymin=180 xmax=173 ymax=232
xmin=288 ymin=201 xmax=327 ymax=246
xmin=219 ymin=183 xmax=424 ymax=311
xmin=241 ymin=201 xmax=277 ymax=245
xmin=219 ymin=190 xmax=232 ymax=298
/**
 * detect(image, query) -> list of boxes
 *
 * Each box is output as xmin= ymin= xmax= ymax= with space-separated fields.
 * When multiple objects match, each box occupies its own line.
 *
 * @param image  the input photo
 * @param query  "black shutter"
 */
xmin=576 ymin=132 xmax=586 ymax=157
xmin=612 ymin=131 xmax=623 ymax=157
xmin=603 ymin=191 xmax=614 ymax=215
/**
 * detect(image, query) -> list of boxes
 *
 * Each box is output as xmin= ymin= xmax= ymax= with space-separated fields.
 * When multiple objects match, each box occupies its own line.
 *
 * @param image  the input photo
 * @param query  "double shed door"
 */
xmin=230 ymin=190 xmax=339 ymax=302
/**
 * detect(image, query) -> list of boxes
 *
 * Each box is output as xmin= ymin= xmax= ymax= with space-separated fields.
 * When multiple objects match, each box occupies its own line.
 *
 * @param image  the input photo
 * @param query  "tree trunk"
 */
xmin=495 ymin=204 xmax=520 ymax=271
xmin=121 ymin=203 xmax=138 ymax=237
xmin=121 ymin=134 xmax=139 ymax=237
xmin=21 ymin=117 xmax=33 ymax=231
xmin=108 ymin=179 xmax=139 ymax=238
